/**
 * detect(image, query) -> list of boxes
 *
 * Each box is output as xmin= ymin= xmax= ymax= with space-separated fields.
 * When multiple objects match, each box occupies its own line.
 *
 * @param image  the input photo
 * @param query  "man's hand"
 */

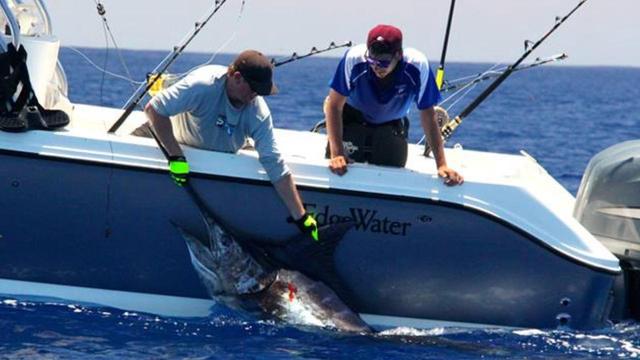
xmin=169 ymin=155 xmax=189 ymax=187
xmin=329 ymin=155 xmax=353 ymax=176
xmin=325 ymin=90 xmax=350 ymax=176
xmin=438 ymin=165 xmax=464 ymax=186
xmin=289 ymin=212 xmax=319 ymax=242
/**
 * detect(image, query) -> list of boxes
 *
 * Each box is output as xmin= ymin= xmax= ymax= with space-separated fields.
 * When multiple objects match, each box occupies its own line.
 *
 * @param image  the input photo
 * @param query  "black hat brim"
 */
xmin=248 ymin=80 xmax=278 ymax=96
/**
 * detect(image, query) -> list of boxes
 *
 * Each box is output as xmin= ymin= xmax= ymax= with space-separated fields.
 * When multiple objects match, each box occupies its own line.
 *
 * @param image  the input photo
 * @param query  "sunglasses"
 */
xmin=365 ymin=53 xmax=394 ymax=69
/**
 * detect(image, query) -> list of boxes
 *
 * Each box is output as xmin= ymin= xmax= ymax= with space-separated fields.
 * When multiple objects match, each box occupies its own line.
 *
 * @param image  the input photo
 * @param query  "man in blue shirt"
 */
xmin=325 ymin=25 xmax=463 ymax=186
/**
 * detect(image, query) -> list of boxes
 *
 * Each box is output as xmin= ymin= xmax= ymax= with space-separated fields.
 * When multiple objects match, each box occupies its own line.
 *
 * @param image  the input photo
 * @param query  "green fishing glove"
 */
xmin=168 ymin=155 xmax=189 ymax=187
xmin=289 ymin=212 xmax=319 ymax=242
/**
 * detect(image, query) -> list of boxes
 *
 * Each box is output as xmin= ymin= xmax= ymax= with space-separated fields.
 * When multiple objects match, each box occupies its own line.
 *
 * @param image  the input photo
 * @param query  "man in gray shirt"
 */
xmin=141 ymin=50 xmax=318 ymax=240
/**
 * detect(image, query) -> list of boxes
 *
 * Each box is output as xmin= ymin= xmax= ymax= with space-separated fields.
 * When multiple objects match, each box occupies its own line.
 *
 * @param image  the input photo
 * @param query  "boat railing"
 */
xmin=6 ymin=0 xmax=52 ymax=35
xmin=28 ymin=0 xmax=67 ymax=96
xmin=31 ymin=0 xmax=51 ymax=34
xmin=1 ymin=0 xmax=68 ymax=99
xmin=0 ymin=31 xmax=6 ymax=51
xmin=0 ymin=0 xmax=22 ymax=48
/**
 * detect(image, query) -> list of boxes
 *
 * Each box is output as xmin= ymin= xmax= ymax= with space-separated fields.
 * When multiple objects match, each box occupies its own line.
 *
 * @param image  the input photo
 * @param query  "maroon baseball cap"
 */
xmin=367 ymin=24 xmax=403 ymax=56
xmin=231 ymin=50 xmax=278 ymax=96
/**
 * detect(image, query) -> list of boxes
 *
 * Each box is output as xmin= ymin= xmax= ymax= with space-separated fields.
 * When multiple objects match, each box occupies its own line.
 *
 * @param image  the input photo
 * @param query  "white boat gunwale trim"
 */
xmin=0 ymin=124 xmax=621 ymax=275
xmin=0 ymin=278 xmax=215 ymax=318
xmin=360 ymin=313 xmax=520 ymax=331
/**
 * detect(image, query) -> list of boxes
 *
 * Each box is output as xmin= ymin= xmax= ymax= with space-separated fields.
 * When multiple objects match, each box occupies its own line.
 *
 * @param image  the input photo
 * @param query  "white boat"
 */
xmin=0 ymin=0 xmax=637 ymax=330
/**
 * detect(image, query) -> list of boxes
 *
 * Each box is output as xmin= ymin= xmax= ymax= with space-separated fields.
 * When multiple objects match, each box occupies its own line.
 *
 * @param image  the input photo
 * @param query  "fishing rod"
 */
xmin=270 ymin=41 xmax=352 ymax=67
xmin=426 ymin=0 xmax=588 ymax=153
xmin=140 ymin=40 xmax=351 ymax=100
xmin=442 ymin=53 xmax=568 ymax=93
xmin=108 ymin=0 xmax=230 ymax=134
xmin=146 ymin=41 xmax=351 ymax=89
xmin=436 ymin=0 xmax=456 ymax=89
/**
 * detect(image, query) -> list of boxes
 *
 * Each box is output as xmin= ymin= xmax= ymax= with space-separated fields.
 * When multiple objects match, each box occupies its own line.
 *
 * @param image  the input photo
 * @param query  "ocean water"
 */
xmin=1 ymin=47 xmax=638 ymax=359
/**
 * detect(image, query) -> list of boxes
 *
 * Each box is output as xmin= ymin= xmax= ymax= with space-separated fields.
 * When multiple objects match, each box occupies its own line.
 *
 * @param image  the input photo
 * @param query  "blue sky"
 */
xmin=50 ymin=0 xmax=639 ymax=67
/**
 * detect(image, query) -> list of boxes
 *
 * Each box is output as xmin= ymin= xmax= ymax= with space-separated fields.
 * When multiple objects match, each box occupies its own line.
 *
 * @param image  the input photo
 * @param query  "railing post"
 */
xmin=0 ymin=0 xmax=21 ymax=47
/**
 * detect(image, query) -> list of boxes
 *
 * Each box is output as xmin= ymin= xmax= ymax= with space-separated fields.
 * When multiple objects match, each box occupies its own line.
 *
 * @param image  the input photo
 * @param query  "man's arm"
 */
xmin=274 ymin=174 xmax=318 ymax=241
xmin=325 ymin=89 xmax=351 ymax=175
xmin=273 ymin=174 xmax=306 ymax=220
xmin=248 ymin=109 xmax=307 ymax=220
xmin=145 ymin=103 xmax=183 ymax=158
xmin=420 ymin=107 xmax=464 ymax=186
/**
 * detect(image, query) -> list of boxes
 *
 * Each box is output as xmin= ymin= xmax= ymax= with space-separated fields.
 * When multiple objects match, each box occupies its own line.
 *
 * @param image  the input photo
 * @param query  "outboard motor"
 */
xmin=574 ymin=140 xmax=640 ymax=321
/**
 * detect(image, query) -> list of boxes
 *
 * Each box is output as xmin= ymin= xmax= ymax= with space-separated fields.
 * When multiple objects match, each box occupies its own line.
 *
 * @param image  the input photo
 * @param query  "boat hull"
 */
xmin=0 ymin=149 xmax=616 ymax=329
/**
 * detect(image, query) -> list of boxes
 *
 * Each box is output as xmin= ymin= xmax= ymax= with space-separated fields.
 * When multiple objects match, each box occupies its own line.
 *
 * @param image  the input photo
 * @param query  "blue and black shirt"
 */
xmin=330 ymin=44 xmax=441 ymax=124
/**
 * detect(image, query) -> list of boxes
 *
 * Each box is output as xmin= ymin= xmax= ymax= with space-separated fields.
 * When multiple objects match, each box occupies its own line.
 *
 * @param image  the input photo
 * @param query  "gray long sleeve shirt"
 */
xmin=149 ymin=65 xmax=289 ymax=183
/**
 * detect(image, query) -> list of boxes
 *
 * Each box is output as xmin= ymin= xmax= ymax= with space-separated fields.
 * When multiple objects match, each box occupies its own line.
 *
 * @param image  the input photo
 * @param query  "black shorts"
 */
xmin=326 ymin=103 xmax=409 ymax=167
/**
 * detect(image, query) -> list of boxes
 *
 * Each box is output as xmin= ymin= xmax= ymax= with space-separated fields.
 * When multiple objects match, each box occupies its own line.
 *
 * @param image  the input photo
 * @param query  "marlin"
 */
xmin=172 ymin=204 xmax=372 ymax=334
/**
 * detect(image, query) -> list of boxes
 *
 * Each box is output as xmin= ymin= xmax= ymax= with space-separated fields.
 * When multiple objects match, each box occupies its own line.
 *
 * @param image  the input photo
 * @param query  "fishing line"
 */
xmin=92 ymin=0 xmax=137 ymax=92
xmin=91 ymin=0 xmax=127 ymax=240
xmin=416 ymin=73 xmax=483 ymax=145
xmin=417 ymin=63 xmax=504 ymax=145
xmin=66 ymin=47 xmax=145 ymax=85
xmin=423 ymin=0 xmax=589 ymax=155
xmin=424 ymin=57 xmax=556 ymax=145
xmin=443 ymin=70 xmax=502 ymax=91
xmin=64 ymin=3 xmax=149 ymax=103
xmin=109 ymin=0 xmax=231 ymax=133
xmin=175 ymin=0 xmax=247 ymax=79
xmin=99 ymin=20 xmax=109 ymax=106
xmin=442 ymin=81 xmax=478 ymax=112
xmin=440 ymin=63 xmax=502 ymax=106
xmin=442 ymin=53 xmax=568 ymax=93
xmin=81 ymin=1 xmax=244 ymax=107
